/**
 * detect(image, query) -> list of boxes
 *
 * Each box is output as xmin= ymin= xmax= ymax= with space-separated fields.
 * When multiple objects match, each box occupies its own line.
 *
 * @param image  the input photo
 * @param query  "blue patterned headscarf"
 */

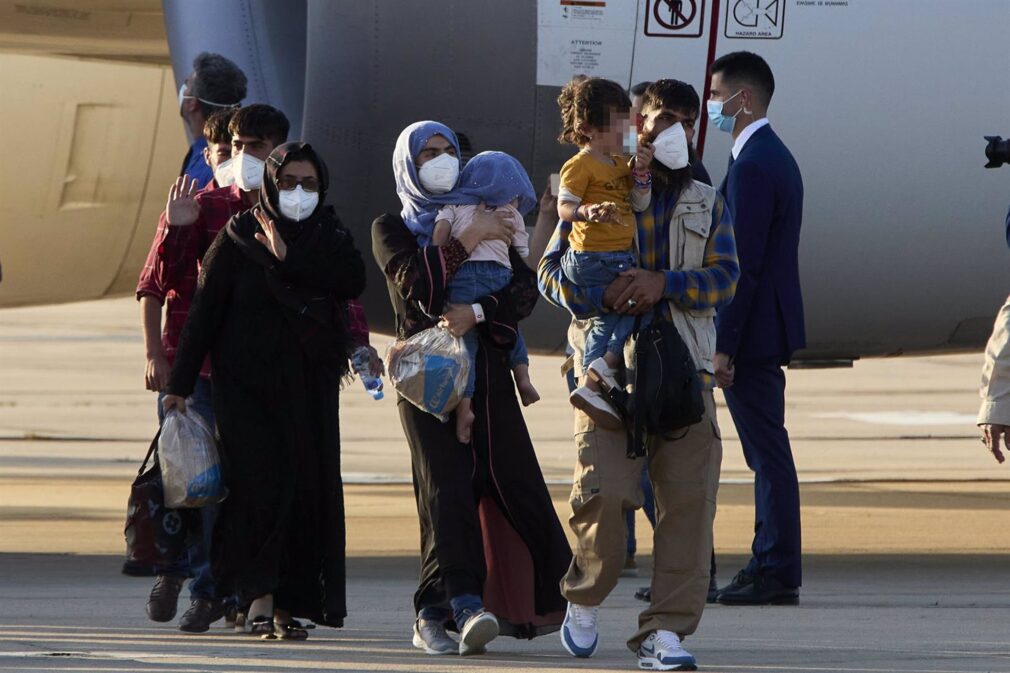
xmin=455 ymin=151 xmax=537 ymax=217
xmin=393 ymin=121 xmax=465 ymax=245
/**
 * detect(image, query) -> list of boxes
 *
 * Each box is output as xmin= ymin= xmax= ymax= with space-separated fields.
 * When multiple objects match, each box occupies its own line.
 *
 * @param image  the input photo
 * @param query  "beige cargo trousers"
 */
xmin=560 ymin=321 xmax=723 ymax=652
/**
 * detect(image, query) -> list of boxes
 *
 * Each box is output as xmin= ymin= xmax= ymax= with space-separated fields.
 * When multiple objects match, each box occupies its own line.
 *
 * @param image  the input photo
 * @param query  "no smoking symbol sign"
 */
xmin=645 ymin=0 xmax=705 ymax=38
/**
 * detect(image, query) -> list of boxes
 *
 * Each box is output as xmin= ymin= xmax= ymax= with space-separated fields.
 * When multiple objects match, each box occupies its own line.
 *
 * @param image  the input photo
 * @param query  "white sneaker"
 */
xmin=638 ymin=630 xmax=697 ymax=671
xmin=560 ymin=602 xmax=599 ymax=658
xmin=570 ymin=387 xmax=623 ymax=430
xmin=458 ymin=609 xmax=498 ymax=656
xmin=586 ymin=357 xmax=619 ymax=391
xmin=412 ymin=618 xmax=457 ymax=655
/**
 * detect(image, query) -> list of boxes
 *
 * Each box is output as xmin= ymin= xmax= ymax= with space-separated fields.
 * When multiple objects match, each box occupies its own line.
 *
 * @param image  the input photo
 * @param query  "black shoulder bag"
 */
xmin=600 ymin=309 xmax=706 ymax=458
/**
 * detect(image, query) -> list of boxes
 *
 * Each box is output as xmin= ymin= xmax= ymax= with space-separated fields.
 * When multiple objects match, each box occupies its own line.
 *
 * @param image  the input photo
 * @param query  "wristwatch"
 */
xmin=471 ymin=303 xmax=486 ymax=323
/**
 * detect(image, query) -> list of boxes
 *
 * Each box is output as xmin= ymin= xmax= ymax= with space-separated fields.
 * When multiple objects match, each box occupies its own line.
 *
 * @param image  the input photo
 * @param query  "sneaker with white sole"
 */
xmin=637 ymin=630 xmax=697 ymax=671
xmin=412 ymin=618 xmax=457 ymax=655
xmin=570 ymin=387 xmax=623 ymax=430
xmin=458 ymin=609 xmax=498 ymax=656
xmin=560 ymin=602 xmax=599 ymax=658
xmin=586 ymin=357 xmax=619 ymax=391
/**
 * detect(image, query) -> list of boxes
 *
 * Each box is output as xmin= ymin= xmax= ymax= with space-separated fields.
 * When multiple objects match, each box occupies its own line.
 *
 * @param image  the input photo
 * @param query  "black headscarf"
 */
xmin=259 ymin=141 xmax=332 ymax=236
xmin=226 ymin=142 xmax=351 ymax=380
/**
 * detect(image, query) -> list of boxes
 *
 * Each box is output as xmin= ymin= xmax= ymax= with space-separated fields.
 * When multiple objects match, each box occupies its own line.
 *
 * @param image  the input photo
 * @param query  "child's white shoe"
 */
xmin=586 ymin=357 xmax=619 ymax=392
xmin=570 ymin=386 xmax=623 ymax=430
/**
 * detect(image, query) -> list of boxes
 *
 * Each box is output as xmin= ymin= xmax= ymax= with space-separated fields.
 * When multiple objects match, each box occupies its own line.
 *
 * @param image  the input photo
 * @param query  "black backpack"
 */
xmin=602 ymin=312 xmax=706 ymax=458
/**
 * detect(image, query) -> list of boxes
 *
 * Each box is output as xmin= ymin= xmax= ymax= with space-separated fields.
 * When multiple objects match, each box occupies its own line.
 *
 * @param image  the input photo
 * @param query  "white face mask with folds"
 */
xmin=213 ymin=158 xmax=236 ymax=187
xmin=233 ymin=153 xmax=265 ymax=191
xmin=417 ymin=152 xmax=460 ymax=194
xmin=278 ymin=185 xmax=319 ymax=222
xmin=651 ymin=122 xmax=690 ymax=170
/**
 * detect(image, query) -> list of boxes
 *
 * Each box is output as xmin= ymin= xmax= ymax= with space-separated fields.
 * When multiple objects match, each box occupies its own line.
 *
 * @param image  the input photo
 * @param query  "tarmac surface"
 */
xmin=1 ymin=298 xmax=1010 ymax=672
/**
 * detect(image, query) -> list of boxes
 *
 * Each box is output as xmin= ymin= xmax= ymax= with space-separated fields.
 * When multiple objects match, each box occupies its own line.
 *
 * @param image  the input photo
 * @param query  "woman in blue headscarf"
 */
xmin=372 ymin=122 xmax=571 ymax=657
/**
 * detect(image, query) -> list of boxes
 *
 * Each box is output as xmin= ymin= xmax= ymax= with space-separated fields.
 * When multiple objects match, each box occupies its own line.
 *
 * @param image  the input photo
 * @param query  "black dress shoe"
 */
xmin=146 ymin=575 xmax=184 ymax=622
xmin=717 ymin=569 xmax=754 ymax=598
xmin=706 ymin=575 xmax=719 ymax=604
xmin=717 ymin=572 xmax=799 ymax=606
xmin=179 ymin=598 xmax=227 ymax=633
xmin=637 ymin=577 xmax=718 ymax=604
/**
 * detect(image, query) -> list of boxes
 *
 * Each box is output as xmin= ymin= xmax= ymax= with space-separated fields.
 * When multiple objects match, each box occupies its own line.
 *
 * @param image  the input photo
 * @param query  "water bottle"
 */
xmin=351 ymin=346 xmax=384 ymax=400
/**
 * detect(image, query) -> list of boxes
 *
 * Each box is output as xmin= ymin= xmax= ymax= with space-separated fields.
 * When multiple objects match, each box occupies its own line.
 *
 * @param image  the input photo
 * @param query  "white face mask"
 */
xmin=213 ymin=157 xmax=235 ymax=187
xmin=417 ymin=152 xmax=459 ymax=194
xmin=278 ymin=185 xmax=320 ymax=222
xmin=233 ymin=153 xmax=265 ymax=192
xmin=178 ymin=82 xmax=187 ymax=110
xmin=651 ymin=122 xmax=690 ymax=171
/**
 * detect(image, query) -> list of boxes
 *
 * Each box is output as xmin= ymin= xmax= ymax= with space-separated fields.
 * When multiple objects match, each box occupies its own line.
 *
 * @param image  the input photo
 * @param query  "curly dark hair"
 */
xmin=191 ymin=52 xmax=247 ymax=117
xmin=202 ymin=109 xmax=235 ymax=145
xmin=557 ymin=77 xmax=631 ymax=146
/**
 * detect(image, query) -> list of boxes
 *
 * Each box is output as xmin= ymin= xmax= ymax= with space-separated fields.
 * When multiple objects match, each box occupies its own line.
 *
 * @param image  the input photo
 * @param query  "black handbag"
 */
xmin=122 ymin=432 xmax=189 ymax=576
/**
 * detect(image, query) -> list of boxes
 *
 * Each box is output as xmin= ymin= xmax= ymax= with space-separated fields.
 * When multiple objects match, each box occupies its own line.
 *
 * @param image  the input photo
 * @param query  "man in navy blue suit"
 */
xmin=708 ymin=51 xmax=806 ymax=606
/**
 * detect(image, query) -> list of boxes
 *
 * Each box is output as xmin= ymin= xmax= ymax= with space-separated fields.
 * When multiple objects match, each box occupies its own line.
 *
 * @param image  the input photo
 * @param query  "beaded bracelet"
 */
xmin=633 ymin=173 xmax=653 ymax=188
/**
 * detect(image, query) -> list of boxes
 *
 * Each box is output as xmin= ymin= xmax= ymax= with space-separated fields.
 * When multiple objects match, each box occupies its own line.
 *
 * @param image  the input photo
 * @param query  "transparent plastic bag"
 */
xmin=158 ymin=404 xmax=227 ymax=508
xmin=385 ymin=326 xmax=469 ymax=422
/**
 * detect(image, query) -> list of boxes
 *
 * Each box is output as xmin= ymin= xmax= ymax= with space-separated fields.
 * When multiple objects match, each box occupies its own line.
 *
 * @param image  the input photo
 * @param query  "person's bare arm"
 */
xmin=525 ymin=182 xmax=558 ymax=269
xmin=140 ymin=296 xmax=169 ymax=392
xmin=432 ymin=219 xmax=452 ymax=246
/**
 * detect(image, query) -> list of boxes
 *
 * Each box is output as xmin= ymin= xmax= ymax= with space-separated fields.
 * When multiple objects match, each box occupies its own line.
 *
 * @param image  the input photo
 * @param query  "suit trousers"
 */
xmin=560 ymin=390 xmax=722 ymax=650
xmin=722 ymin=361 xmax=802 ymax=587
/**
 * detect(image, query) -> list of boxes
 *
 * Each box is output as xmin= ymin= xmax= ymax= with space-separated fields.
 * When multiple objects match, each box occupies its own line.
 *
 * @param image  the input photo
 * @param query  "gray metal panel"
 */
xmin=303 ymin=0 xmax=569 ymax=352
xmin=162 ymin=0 xmax=307 ymax=140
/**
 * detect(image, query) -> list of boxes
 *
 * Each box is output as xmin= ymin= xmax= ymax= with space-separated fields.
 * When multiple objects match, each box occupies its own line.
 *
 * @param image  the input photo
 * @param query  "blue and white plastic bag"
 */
xmin=158 ymin=405 xmax=227 ymax=508
xmin=386 ymin=326 xmax=469 ymax=422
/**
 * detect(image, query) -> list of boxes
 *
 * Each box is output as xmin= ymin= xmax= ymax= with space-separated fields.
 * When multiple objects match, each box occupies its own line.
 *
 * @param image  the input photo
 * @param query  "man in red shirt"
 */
xmin=136 ymin=104 xmax=290 ymax=633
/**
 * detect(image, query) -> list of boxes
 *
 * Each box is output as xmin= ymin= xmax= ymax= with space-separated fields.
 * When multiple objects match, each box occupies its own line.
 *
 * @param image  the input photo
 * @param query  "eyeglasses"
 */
xmin=276 ymin=176 xmax=320 ymax=193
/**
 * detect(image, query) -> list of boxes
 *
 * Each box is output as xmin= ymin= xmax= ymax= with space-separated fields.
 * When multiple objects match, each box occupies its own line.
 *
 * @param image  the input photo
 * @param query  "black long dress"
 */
xmin=168 ymin=212 xmax=365 ymax=627
xmin=372 ymin=213 xmax=571 ymax=638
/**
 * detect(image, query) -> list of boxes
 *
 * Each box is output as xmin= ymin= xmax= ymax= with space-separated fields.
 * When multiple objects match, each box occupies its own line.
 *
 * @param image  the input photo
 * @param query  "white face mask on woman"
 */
xmin=278 ymin=185 xmax=319 ymax=222
xmin=651 ymin=122 xmax=690 ymax=171
xmin=213 ymin=158 xmax=236 ymax=187
xmin=234 ymin=153 xmax=265 ymax=192
xmin=417 ymin=153 xmax=459 ymax=194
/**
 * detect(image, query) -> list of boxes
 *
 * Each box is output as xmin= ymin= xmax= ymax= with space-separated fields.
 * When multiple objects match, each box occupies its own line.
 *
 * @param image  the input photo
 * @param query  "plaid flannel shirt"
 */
xmin=538 ymin=186 xmax=739 ymax=387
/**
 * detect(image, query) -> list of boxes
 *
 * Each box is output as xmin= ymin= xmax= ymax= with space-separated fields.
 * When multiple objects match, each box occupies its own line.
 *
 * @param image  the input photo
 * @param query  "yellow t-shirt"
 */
xmin=559 ymin=150 xmax=635 ymax=252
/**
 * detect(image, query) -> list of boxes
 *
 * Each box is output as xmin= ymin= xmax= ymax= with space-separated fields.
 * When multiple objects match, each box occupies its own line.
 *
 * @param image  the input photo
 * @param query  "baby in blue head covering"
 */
xmin=430 ymin=151 xmax=540 ymax=443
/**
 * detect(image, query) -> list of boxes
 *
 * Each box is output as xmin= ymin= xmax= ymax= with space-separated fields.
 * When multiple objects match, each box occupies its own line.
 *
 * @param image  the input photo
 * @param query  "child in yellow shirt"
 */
xmin=556 ymin=77 xmax=654 ymax=427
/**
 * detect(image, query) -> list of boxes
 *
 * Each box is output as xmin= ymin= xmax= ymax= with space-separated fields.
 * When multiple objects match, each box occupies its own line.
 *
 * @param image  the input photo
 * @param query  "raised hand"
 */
xmin=254 ymin=208 xmax=287 ymax=262
xmin=166 ymin=176 xmax=200 ymax=226
xmin=634 ymin=140 xmax=655 ymax=173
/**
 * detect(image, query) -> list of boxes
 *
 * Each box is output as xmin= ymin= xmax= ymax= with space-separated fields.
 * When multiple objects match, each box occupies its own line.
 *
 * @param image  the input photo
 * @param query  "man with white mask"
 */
xmin=539 ymin=79 xmax=738 ymax=671
xmin=135 ymin=104 xmax=289 ymax=634
xmin=176 ymin=52 xmax=247 ymax=187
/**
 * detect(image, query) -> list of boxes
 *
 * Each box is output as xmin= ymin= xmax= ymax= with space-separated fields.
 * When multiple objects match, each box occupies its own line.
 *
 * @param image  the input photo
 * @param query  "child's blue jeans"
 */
xmin=447 ymin=261 xmax=529 ymax=398
xmin=561 ymin=249 xmax=648 ymax=375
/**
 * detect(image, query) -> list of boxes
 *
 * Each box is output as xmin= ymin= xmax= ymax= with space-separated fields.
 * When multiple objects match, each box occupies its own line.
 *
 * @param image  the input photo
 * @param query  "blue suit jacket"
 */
xmin=717 ymin=125 xmax=805 ymax=363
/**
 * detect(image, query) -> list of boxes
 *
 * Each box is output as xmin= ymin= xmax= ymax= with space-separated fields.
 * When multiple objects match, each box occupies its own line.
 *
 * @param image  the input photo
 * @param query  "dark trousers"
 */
xmin=399 ymin=399 xmax=486 ymax=616
xmin=722 ymin=361 xmax=802 ymax=587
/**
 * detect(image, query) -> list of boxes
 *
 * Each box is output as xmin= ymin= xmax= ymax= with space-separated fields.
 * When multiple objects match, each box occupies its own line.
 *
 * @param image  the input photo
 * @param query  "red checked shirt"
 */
xmin=136 ymin=184 xmax=248 ymax=377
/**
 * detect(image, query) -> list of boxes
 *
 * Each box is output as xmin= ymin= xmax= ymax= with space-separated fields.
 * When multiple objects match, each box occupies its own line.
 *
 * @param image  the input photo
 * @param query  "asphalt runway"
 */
xmin=1 ymin=298 xmax=1009 ymax=672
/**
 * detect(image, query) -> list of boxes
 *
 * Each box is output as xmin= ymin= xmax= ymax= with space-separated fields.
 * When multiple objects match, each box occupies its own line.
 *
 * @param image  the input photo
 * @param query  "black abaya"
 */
xmin=168 ymin=212 xmax=365 ymax=627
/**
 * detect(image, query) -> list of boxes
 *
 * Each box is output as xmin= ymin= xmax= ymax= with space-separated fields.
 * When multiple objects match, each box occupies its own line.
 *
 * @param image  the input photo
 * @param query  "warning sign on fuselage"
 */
xmin=725 ymin=0 xmax=785 ymax=39
xmin=644 ymin=0 xmax=705 ymax=38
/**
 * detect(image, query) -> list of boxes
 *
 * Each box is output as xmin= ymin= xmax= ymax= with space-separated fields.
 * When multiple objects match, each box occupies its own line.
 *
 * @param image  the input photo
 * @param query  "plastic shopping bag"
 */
xmin=158 ymin=405 xmax=227 ymax=508
xmin=386 ymin=326 xmax=469 ymax=422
